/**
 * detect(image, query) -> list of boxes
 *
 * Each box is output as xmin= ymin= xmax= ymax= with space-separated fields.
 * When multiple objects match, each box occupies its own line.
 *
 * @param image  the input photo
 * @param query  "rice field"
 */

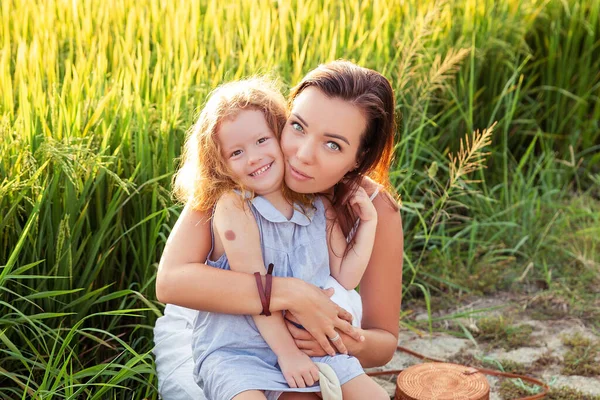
xmin=1 ymin=0 xmax=599 ymax=397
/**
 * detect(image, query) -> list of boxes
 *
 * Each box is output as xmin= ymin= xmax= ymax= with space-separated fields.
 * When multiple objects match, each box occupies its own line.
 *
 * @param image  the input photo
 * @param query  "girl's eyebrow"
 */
xmin=292 ymin=112 xmax=350 ymax=145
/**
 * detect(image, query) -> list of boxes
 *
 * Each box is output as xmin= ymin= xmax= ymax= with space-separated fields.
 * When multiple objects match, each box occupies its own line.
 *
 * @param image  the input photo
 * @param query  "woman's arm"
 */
xmin=354 ymin=191 xmax=403 ymax=366
xmin=155 ymin=201 xmax=362 ymax=354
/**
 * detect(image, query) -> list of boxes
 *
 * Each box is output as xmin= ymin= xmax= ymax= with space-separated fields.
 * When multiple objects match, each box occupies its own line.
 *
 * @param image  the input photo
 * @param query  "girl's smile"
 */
xmin=249 ymin=161 xmax=274 ymax=177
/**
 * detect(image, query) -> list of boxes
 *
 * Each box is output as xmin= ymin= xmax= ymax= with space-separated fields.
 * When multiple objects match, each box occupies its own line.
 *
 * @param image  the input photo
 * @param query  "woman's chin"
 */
xmin=285 ymin=175 xmax=328 ymax=194
xmin=284 ymin=176 xmax=308 ymax=193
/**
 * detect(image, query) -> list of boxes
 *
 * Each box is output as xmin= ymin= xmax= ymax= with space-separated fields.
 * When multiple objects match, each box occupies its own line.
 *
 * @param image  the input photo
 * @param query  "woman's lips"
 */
xmin=288 ymin=163 xmax=313 ymax=181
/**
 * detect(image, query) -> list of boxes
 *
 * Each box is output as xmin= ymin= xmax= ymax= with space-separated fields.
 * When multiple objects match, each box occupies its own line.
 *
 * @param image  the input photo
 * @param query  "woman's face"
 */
xmin=281 ymin=87 xmax=367 ymax=194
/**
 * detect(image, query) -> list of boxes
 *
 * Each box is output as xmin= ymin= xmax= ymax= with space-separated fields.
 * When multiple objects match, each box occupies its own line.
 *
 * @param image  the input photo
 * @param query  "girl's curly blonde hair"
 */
xmin=174 ymin=78 xmax=311 ymax=212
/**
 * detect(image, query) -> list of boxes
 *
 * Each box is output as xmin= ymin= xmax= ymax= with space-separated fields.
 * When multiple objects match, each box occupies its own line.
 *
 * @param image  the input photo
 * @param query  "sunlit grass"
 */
xmin=1 ymin=0 xmax=599 ymax=397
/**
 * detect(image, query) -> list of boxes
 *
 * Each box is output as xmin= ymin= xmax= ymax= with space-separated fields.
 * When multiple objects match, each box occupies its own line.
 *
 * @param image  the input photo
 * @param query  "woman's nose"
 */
xmin=295 ymin=140 xmax=315 ymax=164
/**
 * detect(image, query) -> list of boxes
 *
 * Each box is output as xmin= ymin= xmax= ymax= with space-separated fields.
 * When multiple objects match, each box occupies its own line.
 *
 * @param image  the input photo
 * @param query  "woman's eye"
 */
xmin=326 ymin=142 xmax=341 ymax=151
xmin=291 ymin=122 xmax=304 ymax=133
xmin=231 ymin=150 xmax=242 ymax=157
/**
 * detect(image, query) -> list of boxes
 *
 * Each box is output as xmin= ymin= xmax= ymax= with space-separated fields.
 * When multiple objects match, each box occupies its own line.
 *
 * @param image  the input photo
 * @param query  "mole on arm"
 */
xmin=224 ymin=230 xmax=236 ymax=241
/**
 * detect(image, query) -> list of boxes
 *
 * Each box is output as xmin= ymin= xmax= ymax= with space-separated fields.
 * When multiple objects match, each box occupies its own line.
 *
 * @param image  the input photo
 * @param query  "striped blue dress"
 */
xmin=191 ymin=195 xmax=364 ymax=400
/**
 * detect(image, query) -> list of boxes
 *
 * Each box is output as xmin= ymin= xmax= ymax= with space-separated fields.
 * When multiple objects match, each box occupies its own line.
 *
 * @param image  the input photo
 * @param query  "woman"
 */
xmin=154 ymin=60 xmax=403 ymax=399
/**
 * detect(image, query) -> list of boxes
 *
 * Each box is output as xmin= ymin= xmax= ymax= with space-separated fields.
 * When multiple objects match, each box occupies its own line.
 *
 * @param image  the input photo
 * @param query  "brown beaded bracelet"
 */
xmin=254 ymin=263 xmax=274 ymax=316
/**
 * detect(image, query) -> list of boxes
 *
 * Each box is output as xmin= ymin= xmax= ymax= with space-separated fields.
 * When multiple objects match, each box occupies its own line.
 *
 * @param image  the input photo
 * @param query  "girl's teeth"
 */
xmin=251 ymin=163 xmax=271 ymax=176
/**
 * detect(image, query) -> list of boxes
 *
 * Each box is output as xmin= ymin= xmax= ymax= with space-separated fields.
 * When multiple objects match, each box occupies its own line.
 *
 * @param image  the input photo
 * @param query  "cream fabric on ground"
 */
xmin=315 ymin=362 xmax=343 ymax=400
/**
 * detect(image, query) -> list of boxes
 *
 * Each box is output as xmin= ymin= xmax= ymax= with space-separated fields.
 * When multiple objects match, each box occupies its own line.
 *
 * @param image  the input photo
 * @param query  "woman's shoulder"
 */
xmin=360 ymin=176 xmax=381 ymax=195
xmin=360 ymin=177 xmax=400 ymax=214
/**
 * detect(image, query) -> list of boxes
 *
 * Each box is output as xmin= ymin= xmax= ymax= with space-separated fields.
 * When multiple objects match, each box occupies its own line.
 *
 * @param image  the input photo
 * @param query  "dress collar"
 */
xmin=249 ymin=196 xmax=313 ymax=226
xmin=233 ymin=190 xmax=314 ymax=226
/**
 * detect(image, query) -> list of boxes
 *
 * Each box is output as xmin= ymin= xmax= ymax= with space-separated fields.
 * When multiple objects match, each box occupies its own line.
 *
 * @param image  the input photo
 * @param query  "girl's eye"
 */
xmin=291 ymin=122 xmax=304 ymax=133
xmin=231 ymin=150 xmax=242 ymax=157
xmin=326 ymin=141 xmax=341 ymax=151
xmin=257 ymin=137 xmax=269 ymax=144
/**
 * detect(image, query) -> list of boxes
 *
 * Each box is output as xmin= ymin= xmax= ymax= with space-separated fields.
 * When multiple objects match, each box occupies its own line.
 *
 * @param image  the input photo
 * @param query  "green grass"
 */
xmin=561 ymin=333 xmax=600 ymax=377
xmin=1 ymin=0 xmax=599 ymax=397
xmin=449 ymin=351 xmax=533 ymax=375
xmin=474 ymin=316 xmax=535 ymax=350
xmin=499 ymin=380 xmax=600 ymax=400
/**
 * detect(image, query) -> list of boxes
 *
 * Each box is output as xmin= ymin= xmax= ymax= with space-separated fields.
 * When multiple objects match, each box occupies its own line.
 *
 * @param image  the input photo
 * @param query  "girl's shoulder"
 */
xmin=216 ymin=189 xmax=245 ymax=206
xmin=213 ymin=191 xmax=254 ymax=224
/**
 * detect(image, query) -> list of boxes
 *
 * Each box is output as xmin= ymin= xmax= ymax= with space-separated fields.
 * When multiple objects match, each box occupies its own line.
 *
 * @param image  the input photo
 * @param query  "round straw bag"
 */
xmin=395 ymin=363 xmax=489 ymax=400
xmin=367 ymin=346 xmax=549 ymax=400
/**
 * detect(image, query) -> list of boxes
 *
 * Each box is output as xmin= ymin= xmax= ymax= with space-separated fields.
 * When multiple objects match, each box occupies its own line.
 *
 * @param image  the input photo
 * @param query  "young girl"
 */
xmin=183 ymin=78 xmax=389 ymax=400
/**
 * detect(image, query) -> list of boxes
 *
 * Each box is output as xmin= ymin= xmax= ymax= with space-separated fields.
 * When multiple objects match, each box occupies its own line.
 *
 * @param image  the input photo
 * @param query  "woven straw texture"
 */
xmin=396 ymin=363 xmax=490 ymax=400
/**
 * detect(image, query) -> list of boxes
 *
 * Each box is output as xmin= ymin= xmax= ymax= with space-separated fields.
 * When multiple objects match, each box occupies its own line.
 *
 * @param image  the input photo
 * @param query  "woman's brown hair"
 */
xmin=289 ymin=60 xmax=400 ymax=245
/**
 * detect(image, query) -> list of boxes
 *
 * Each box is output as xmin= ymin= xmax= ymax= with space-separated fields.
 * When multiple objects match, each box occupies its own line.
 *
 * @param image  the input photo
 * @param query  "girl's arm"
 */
xmin=212 ymin=192 xmax=321 ymax=387
xmin=289 ymin=185 xmax=403 ymax=368
xmin=326 ymin=187 xmax=378 ymax=290
xmin=156 ymin=201 xmax=278 ymax=314
xmin=155 ymin=201 xmax=361 ymax=358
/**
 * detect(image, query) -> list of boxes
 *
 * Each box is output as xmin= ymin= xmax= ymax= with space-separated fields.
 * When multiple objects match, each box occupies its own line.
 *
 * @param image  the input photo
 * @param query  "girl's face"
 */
xmin=281 ymin=87 xmax=367 ymax=194
xmin=217 ymin=109 xmax=284 ymax=196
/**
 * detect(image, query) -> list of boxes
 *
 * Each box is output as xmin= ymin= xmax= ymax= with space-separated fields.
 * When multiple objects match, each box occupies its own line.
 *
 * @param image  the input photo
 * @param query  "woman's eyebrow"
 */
xmin=324 ymin=133 xmax=350 ymax=145
xmin=292 ymin=113 xmax=309 ymax=127
xmin=292 ymin=112 xmax=350 ymax=145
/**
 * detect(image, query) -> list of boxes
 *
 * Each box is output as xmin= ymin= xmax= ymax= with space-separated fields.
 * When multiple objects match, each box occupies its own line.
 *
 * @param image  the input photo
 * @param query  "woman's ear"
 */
xmin=353 ymin=153 xmax=365 ymax=171
xmin=347 ymin=162 xmax=359 ymax=174
xmin=355 ymin=150 xmax=367 ymax=170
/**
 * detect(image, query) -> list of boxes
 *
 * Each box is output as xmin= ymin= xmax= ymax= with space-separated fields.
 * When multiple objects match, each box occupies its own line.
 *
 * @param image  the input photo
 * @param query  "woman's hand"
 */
xmin=285 ymin=314 xmax=365 ymax=357
xmin=285 ymin=280 xmax=364 ymax=356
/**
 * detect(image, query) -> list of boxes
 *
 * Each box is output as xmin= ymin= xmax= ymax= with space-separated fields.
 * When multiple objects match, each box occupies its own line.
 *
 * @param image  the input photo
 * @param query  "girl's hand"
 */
xmin=286 ymin=280 xmax=363 ymax=356
xmin=347 ymin=186 xmax=377 ymax=222
xmin=277 ymin=350 xmax=320 ymax=388
xmin=285 ymin=317 xmax=365 ymax=357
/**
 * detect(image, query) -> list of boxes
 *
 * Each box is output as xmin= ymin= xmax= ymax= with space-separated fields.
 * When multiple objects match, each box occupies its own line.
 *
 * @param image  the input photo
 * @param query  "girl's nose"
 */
xmin=247 ymin=151 xmax=263 ymax=165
